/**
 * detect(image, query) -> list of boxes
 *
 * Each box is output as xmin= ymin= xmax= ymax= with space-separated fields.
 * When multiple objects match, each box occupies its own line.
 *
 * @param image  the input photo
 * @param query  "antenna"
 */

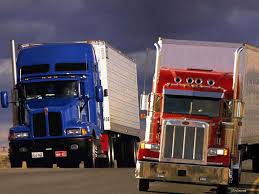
xmin=143 ymin=48 xmax=149 ymax=94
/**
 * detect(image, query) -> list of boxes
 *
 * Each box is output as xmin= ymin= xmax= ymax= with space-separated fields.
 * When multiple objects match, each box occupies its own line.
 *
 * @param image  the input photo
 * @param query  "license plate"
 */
xmin=55 ymin=151 xmax=67 ymax=158
xmin=32 ymin=152 xmax=44 ymax=159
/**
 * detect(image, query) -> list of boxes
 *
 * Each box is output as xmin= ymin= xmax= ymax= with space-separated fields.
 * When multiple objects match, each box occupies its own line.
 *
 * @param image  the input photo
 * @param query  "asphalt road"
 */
xmin=0 ymin=168 xmax=258 ymax=194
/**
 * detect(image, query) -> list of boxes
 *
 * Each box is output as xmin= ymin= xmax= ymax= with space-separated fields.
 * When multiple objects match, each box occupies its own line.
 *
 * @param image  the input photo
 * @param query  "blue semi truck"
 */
xmin=0 ymin=40 xmax=140 ymax=168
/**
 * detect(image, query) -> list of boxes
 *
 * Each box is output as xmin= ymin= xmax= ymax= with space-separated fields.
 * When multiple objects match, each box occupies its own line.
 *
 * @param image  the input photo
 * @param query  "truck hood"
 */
xmin=26 ymin=97 xmax=78 ymax=110
xmin=161 ymin=113 xmax=220 ymax=125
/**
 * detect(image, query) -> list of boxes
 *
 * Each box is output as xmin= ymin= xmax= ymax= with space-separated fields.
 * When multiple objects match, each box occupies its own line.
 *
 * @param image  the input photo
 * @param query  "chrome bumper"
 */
xmin=135 ymin=161 xmax=230 ymax=186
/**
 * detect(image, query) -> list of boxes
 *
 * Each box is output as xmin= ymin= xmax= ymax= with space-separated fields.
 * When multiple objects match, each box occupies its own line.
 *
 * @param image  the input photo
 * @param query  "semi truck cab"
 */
xmin=136 ymin=38 xmax=246 ymax=193
xmin=1 ymin=42 xmax=105 ymax=167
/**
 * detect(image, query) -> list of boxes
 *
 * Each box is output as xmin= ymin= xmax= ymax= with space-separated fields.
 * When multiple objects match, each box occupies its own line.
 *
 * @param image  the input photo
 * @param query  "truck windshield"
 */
xmin=164 ymin=95 xmax=220 ymax=117
xmin=24 ymin=81 xmax=79 ymax=100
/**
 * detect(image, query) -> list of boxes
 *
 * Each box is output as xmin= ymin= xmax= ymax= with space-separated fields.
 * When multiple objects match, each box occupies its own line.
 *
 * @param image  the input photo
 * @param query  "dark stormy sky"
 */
xmin=0 ymin=0 xmax=259 ymax=145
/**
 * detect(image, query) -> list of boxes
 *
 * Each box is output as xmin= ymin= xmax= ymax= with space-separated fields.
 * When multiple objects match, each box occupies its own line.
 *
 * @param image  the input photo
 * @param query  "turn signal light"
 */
xmin=137 ymin=142 xmax=160 ymax=161
xmin=81 ymin=128 xmax=87 ymax=135
xmin=208 ymin=148 xmax=228 ymax=156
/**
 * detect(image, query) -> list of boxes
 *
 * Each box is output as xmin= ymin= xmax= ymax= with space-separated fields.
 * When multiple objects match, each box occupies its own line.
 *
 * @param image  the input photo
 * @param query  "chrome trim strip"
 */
xmin=182 ymin=126 xmax=187 ymax=159
xmin=171 ymin=126 xmax=176 ymax=158
xmin=193 ymin=127 xmax=197 ymax=160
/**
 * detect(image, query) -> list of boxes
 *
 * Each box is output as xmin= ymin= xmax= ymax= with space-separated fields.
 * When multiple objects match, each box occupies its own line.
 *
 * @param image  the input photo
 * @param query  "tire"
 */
xmin=216 ymin=186 xmax=228 ymax=194
xmin=9 ymin=158 xmax=22 ymax=168
xmin=231 ymin=168 xmax=240 ymax=187
xmin=132 ymin=137 xmax=138 ymax=166
xmin=138 ymin=179 xmax=149 ymax=192
xmin=9 ymin=149 xmax=22 ymax=168
xmin=252 ymin=156 xmax=259 ymax=173
xmin=108 ymin=134 xmax=115 ymax=168
xmin=58 ymin=161 xmax=79 ymax=168
xmin=27 ymin=160 xmax=52 ymax=168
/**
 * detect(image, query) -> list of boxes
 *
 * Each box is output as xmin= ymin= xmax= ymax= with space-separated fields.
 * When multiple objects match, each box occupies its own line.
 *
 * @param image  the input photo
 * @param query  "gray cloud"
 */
xmin=1 ymin=0 xmax=259 ymax=144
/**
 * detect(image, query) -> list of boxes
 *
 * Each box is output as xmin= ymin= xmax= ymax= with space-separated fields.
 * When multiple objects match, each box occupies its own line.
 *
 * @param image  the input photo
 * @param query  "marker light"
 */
xmin=186 ymin=77 xmax=194 ymax=84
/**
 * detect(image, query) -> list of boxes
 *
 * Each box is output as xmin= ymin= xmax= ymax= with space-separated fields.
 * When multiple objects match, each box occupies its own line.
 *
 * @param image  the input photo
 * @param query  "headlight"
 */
xmin=208 ymin=148 xmax=228 ymax=156
xmin=66 ymin=128 xmax=87 ymax=136
xmin=14 ymin=132 xmax=29 ymax=139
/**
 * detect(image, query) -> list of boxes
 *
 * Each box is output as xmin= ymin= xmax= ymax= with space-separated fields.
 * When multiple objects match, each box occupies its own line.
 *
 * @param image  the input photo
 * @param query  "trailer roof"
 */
xmin=161 ymin=38 xmax=242 ymax=48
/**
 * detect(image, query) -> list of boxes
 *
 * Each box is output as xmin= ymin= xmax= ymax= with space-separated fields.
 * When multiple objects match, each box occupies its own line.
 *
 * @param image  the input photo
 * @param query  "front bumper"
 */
xmin=9 ymin=137 xmax=91 ymax=162
xmin=135 ymin=161 xmax=230 ymax=186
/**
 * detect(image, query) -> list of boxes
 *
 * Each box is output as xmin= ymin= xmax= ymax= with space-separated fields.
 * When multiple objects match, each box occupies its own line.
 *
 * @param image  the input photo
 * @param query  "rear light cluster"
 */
xmin=137 ymin=142 xmax=160 ymax=161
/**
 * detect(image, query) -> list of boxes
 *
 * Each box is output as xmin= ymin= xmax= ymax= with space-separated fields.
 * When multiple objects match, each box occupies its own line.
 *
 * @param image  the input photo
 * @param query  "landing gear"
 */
xmin=252 ymin=156 xmax=259 ymax=173
xmin=138 ymin=179 xmax=149 ymax=192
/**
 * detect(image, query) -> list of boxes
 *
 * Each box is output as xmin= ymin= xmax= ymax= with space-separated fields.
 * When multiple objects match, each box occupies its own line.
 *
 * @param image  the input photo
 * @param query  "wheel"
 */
xmin=230 ymin=151 xmax=242 ymax=187
xmin=216 ymin=186 xmax=228 ymax=194
xmin=108 ymin=134 xmax=115 ymax=168
xmin=131 ymin=137 xmax=138 ymax=167
xmin=138 ymin=179 xmax=149 ymax=192
xmin=252 ymin=156 xmax=259 ymax=173
xmin=9 ymin=149 xmax=22 ymax=168
xmin=27 ymin=160 xmax=52 ymax=168
xmin=58 ymin=161 xmax=79 ymax=168
xmin=84 ymin=139 xmax=97 ymax=168
xmin=9 ymin=158 xmax=22 ymax=168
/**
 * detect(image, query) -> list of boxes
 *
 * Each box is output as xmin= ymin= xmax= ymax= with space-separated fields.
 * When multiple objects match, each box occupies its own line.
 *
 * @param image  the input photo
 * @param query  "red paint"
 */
xmin=207 ymin=148 xmax=231 ymax=166
xmin=137 ymin=148 xmax=159 ymax=160
xmin=100 ymin=134 xmax=109 ymax=153
xmin=146 ymin=67 xmax=234 ymax=167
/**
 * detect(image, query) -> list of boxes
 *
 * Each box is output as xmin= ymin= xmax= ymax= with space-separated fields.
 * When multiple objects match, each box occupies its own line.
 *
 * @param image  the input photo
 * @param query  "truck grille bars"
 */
xmin=160 ymin=119 xmax=209 ymax=165
xmin=33 ymin=112 xmax=63 ymax=137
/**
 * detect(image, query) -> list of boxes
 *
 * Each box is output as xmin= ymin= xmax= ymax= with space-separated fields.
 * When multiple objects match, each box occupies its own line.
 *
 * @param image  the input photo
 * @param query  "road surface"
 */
xmin=0 ymin=168 xmax=258 ymax=194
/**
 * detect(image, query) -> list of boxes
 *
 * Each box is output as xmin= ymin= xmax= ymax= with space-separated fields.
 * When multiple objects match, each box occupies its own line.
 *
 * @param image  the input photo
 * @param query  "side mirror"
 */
xmin=233 ymin=100 xmax=244 ymax=118
xmin=96 ymin=86 xmax=103 ymax=102
xmin=140 ymin=93 xmax=150 ymax=111
xmin=1 ymin=91 xmax=9 ymax=108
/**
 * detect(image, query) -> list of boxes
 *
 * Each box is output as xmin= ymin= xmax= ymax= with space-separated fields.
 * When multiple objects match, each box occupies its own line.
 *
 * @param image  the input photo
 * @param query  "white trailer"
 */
xmin=90 ymin=40 xmax=140 ymax=137
xmin=154 ymin=38 xmax=259 ymax=172
xmin=235 ymin=44 xmax=259 ymax=172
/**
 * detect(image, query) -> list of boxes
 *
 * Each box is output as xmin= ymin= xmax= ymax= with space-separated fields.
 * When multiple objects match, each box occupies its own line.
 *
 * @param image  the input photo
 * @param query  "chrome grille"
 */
xmin=160 ymin=119 xmax=208 ymax=164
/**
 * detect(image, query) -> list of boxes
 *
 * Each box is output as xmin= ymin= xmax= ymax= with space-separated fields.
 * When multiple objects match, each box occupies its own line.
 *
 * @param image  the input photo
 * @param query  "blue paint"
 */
xmin=11 ymin=43 xmax=103 ymax=141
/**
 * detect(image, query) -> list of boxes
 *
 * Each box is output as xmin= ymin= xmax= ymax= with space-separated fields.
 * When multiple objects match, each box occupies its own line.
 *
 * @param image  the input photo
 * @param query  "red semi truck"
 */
xmin=136 ymin=38 xmax=259 ymax=193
